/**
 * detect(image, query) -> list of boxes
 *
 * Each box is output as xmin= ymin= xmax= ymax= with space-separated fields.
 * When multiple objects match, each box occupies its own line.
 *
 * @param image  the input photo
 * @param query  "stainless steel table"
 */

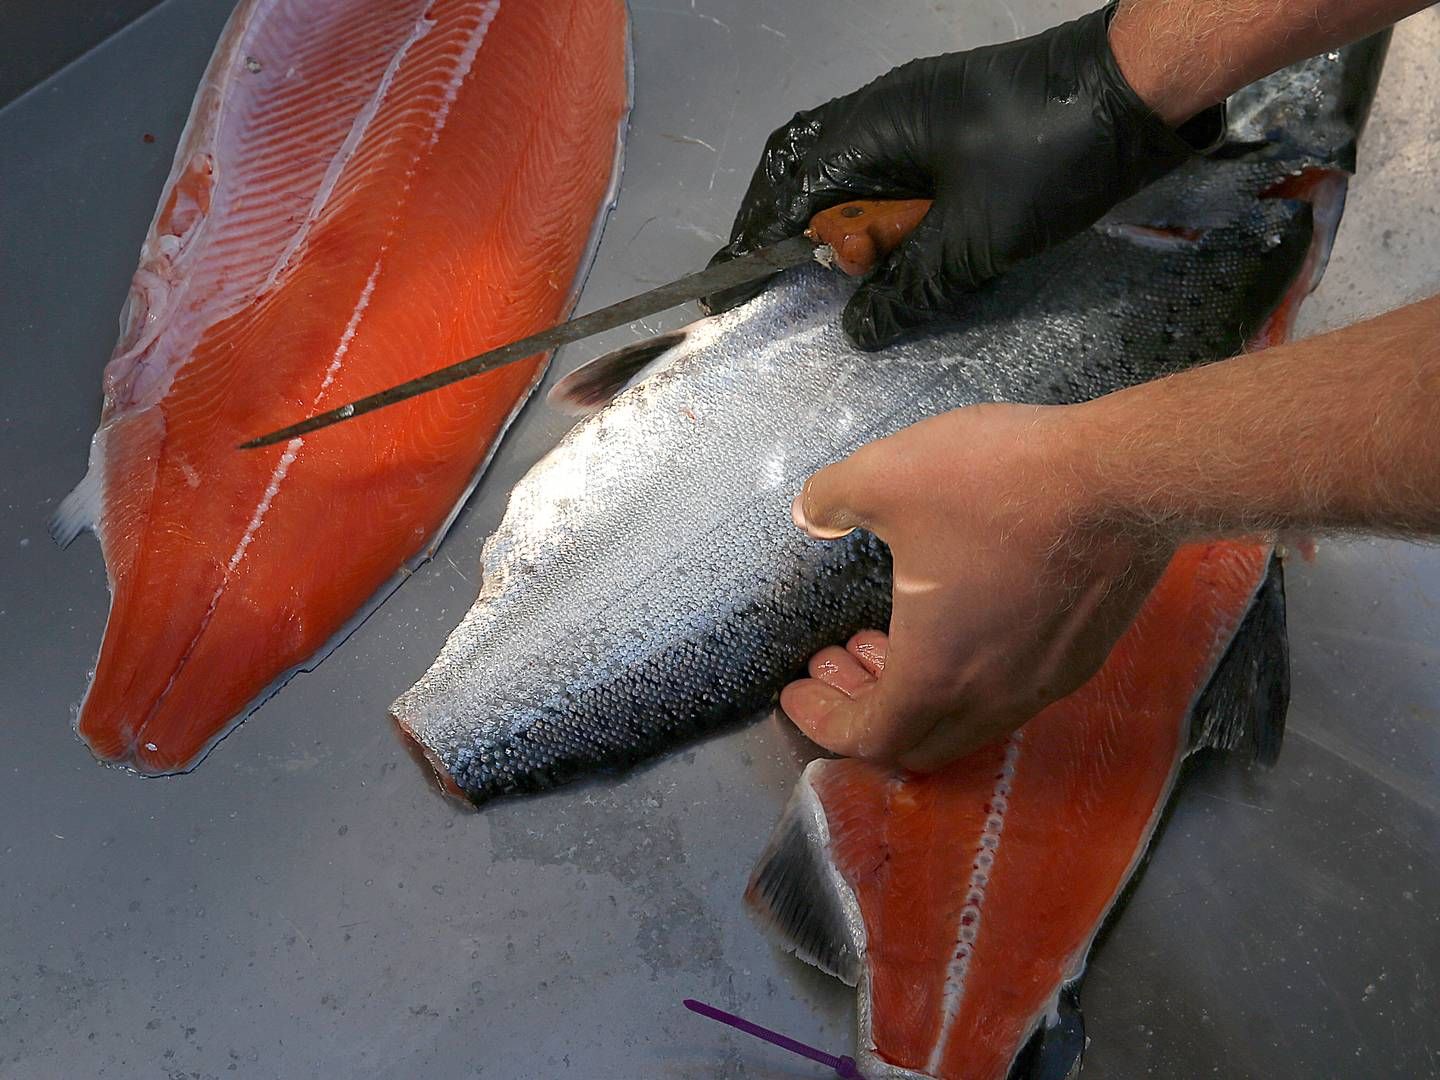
xmin=2 ymin=2 xmax=1437 ymax=1076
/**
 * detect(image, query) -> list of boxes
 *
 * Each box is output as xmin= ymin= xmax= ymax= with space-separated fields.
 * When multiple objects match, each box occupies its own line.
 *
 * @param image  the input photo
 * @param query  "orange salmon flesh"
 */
xmin=56 ymin=0 xmax=631 ymax=773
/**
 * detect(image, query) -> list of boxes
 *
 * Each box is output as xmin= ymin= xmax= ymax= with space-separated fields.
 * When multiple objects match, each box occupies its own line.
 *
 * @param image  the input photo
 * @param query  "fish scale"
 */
xmin=395 ymin=35 xmax=1389 ymax=1080
xmin=394 ymin=159 xmax=1316 ymax=801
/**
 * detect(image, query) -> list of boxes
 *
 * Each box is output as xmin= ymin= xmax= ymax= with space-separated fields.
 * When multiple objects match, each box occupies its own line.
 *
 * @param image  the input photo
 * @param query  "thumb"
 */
xmin=792 ymin=450 xmax=888 ymax=540
xmin=842 ymin=204 xmax=973 ymax=351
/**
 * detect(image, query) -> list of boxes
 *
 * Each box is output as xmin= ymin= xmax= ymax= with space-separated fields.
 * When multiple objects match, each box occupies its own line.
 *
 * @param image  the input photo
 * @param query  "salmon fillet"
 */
xmin=52 ymin=0 xmax=631 ymax=773
xmin=747 ymin=542 xmax=1289 ymax=1079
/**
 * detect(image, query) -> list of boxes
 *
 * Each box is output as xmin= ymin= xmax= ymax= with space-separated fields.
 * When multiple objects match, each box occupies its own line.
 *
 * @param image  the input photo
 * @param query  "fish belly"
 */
xmin=748 ymin=542 xmax=1275 ymax=1079
xmin=56 ymin=0 xmax=631 ymax=773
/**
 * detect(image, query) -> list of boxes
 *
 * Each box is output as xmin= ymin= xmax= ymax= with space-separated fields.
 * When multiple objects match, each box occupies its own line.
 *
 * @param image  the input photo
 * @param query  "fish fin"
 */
xmin=744 ymin=767 xmax=864 ymax=987
xmin=1189 ymin=554 xmax=1289 ymax=765
xmin=49 ymin=466 xmax=104 ymax=549
xmin=1007 ymin=985 xmax=1087 ymax=1080
xmin=547 ymin=330 xmax=687 ymax=412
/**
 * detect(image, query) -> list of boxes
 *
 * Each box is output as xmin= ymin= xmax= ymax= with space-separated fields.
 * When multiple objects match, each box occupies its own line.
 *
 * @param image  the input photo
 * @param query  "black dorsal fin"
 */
xmin=547 ymin=330 xmax=688 ymax=413
xmin=1190 ymin=554 xmax=1290 ymax=765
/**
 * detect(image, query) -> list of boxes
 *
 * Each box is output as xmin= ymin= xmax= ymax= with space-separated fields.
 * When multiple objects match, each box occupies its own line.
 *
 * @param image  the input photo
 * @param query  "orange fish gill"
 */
xmin=49 ymin=0 xmax=632 ymax=774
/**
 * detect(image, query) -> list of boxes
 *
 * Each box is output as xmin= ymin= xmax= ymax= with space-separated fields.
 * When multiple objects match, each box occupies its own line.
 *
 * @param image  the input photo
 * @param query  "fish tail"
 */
xmin=1188 ymin=555 xmax=1289 ymax=765
xmin=744 ymin=763 xmax=864 ymax=987
xmin=1222 ymin=33 xmax=1391 ymax=174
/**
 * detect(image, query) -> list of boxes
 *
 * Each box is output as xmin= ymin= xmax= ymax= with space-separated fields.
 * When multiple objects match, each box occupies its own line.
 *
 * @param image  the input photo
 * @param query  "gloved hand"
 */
xmin=706 ymin=3 xmax=1223 ymax=349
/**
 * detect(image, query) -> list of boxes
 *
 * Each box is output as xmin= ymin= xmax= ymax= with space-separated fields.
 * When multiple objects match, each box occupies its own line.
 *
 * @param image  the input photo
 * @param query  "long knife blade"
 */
xmin=238 ymin=234 xmax=820 ymax=449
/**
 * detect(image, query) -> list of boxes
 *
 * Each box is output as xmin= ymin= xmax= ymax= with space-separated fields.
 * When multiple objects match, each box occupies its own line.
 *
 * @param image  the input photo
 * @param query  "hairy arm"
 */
xmin=1111 ymin=0 xmax=1431 ymax=125
xmin=1070 ymin=296 xmax=1440 ymax=538
xmin=783 ymin=298 xmax=1440 ymax=769
xmin=771 ymin=0 xmax=1437 ymax=768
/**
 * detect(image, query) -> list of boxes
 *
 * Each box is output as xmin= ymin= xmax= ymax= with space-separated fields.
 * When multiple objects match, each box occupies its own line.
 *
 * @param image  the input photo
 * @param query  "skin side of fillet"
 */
xmin=51 ymin=0 xmax=632 ymax=773
xmin=388 ymin=39 xmax=1387 ymax=810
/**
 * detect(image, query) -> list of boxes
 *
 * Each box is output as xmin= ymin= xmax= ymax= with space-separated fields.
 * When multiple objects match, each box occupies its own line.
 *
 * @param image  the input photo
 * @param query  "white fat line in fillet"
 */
xmin=261 ymin=5 xmax=436 ymax=290
xmin=225 ymin=438 xmax=300 ymax=576
xmin=133 ymin=252 xmax=378 ymax=758
xmin=222 ymin=254 xmax=380 ymax=579
xmin=426 ymin=0 xmax=501 ymax=148
xmin=926 ymin=731 xmax=1025 ymax=1076
xmin=315 ymin=257 xmax=382 ymax=398
xmin=134 ymin=430 xmax=298 ymax=757
xmin=259 ymin=0 xmax=499 ymax=292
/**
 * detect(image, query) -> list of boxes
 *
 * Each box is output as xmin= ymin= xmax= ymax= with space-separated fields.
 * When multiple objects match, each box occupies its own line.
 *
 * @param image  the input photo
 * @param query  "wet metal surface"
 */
xmin=1 ymin=2 xmax=1437 ymax=1077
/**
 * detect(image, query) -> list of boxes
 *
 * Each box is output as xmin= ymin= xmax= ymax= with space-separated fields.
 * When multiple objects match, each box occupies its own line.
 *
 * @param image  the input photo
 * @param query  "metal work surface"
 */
xmin=2 ymin=2 xmax=1436 ymax=1077
xmin=0 ymin=0 xmax=167 ymax=106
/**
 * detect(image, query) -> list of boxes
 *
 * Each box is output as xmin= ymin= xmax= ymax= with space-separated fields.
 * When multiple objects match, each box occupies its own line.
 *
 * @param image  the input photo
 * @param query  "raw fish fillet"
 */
xmin=747 ymin=542 xmax=1289 ymax=1079
xmin=51 ymin=0 xmax=631 ymax=773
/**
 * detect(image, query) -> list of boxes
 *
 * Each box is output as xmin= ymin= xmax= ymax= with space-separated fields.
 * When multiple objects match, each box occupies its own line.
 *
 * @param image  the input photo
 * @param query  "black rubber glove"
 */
xmin=705 ymin=3 xmax=1223 ymax=350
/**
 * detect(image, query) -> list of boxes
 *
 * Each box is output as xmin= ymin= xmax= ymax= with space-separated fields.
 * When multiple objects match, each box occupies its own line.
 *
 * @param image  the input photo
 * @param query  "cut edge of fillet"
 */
xmin=392 ymin=710 xmax=471 ymax=805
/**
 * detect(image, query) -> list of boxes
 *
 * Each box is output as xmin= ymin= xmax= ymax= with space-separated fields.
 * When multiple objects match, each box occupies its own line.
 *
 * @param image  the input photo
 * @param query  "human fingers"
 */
xmin=841 ymin=201 xmax=980 ymax=350
xmin=846 ymin=630 xmax=889 ymax=677
xmin=807 ymin=645 xmax=878 ymax=699
xmin=792 ymin=448 xmax=895 ymax=541
xmin=701 ymin=107 xmax=836 ymax=315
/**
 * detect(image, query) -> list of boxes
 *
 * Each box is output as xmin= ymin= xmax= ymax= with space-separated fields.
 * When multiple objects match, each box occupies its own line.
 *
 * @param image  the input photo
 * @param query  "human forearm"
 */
xmin=1064 ymin=296 xmax=1440 ymax=540
xmin=1110 ymin=0 xmax=1427 ymax=125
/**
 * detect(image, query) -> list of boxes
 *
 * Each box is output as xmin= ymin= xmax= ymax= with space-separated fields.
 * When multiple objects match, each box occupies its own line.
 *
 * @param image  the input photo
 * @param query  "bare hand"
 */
xmin=781 ymin=404 xmax=1174 ymax=770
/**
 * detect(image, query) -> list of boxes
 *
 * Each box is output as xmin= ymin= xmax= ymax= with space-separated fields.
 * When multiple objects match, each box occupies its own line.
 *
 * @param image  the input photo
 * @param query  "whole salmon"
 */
xmin=393 ymin=39 xmax=1387 ymax=809
xmin=52 ymin=0 xmax=632 ymax=773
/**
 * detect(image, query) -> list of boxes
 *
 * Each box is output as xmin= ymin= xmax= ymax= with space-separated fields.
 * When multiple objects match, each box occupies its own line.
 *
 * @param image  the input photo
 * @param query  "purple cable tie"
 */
xmin=683 ymin=997 xmax=861 ymax=1078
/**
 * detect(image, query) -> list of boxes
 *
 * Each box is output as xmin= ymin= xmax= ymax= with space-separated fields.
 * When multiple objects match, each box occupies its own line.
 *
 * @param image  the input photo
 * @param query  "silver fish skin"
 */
xmin=392 ymin=40 xmax=1387 ymax=805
